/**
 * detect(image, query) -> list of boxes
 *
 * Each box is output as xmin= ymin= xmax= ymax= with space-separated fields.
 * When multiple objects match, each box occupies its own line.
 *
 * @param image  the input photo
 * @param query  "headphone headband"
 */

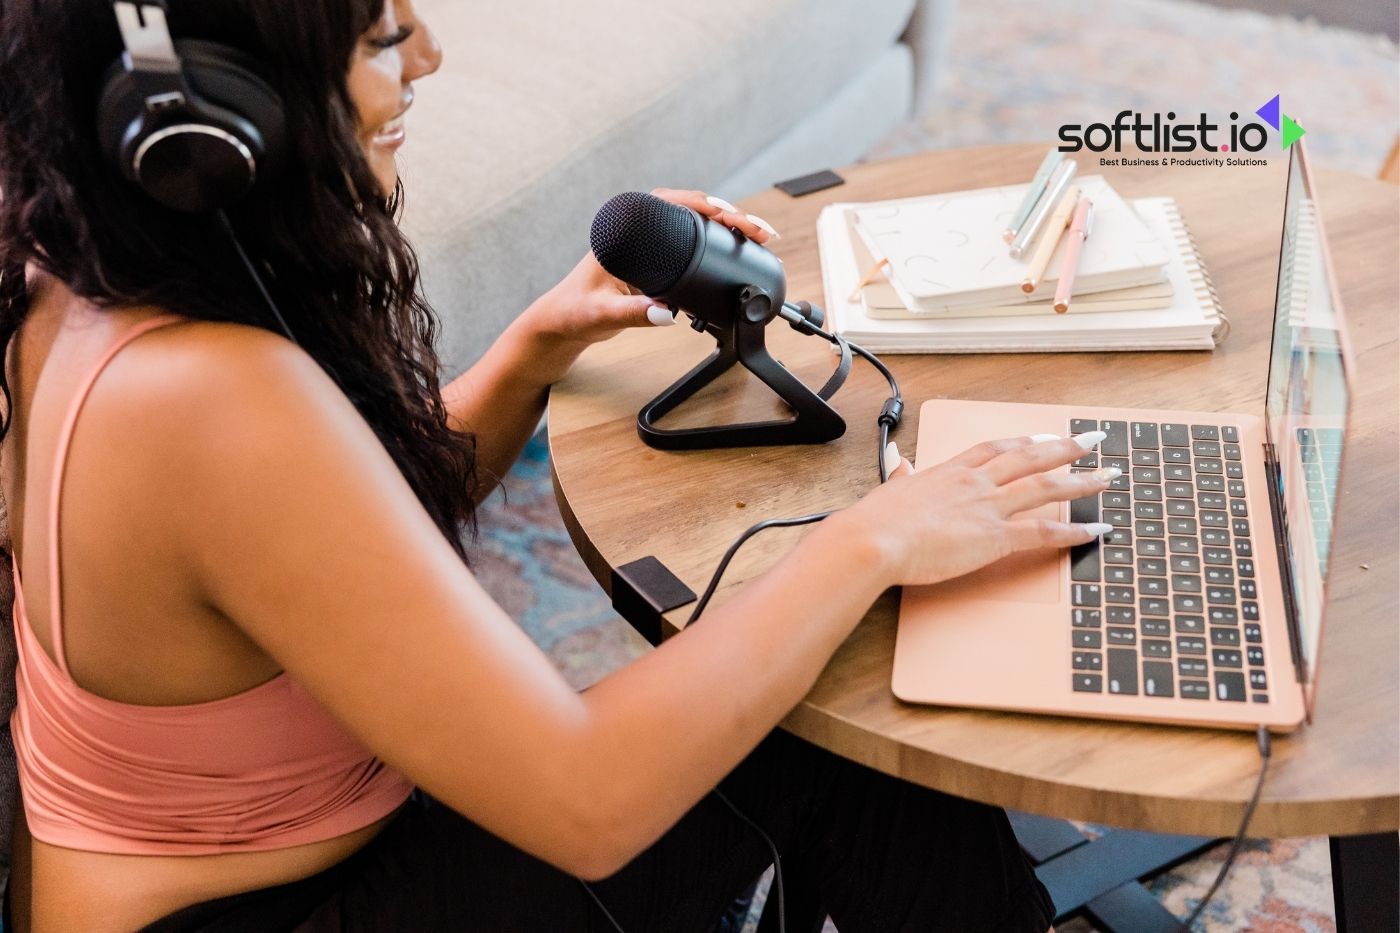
xmin=112 ymin=2 xmax=189 ymax=113
xmin=114 ymin=1 xmax=178 ymax=71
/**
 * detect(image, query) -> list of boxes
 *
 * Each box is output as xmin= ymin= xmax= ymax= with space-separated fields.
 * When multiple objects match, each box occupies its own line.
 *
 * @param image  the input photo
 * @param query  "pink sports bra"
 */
xmin=10 ymin=315 xmax=412 ymax=854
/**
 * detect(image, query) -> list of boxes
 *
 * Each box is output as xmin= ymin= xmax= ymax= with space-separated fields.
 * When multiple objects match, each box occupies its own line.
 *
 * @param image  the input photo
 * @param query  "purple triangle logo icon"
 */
xmin=1256 ymin=95 xmax=1281 ymax=131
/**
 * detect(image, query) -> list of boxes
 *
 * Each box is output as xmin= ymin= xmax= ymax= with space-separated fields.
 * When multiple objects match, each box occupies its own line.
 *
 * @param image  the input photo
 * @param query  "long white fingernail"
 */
xmin=1091 ymin=466 xmax=1122 ymax=482
xmin=883 ymin=440 xmax=899 ymax=475
xmin=646 ymin=305 xmax=676 ymax=326
xmin=1072 ymin=430 xmax=1108 ymax=450
xmin=1029 ymin=433 xmax=1061 ymax=443
xmin=1083 ymin=522 xmax=1114 ymax=536
xmin=706 ymin=195 xmax=737 ymax=212
xmin=746 ymin=213 xmax=780 ymax=239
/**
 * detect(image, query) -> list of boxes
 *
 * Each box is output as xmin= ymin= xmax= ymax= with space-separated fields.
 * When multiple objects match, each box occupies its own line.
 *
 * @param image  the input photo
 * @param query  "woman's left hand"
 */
xmin=517 ymin=188 xmax=779 ymax=367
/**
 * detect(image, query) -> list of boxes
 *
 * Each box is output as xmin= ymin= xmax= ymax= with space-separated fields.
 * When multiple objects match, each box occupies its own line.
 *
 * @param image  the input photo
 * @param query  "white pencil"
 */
xmin=1009 ymin=160 xmax=1077 ymax=260
xmin=1003 ymin=149 xmax=1065 ymax=243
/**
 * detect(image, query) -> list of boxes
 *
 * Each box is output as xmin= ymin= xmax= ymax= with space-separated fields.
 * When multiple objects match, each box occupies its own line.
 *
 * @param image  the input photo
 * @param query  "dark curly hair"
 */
xmin=0 ymin=0 xmax=480 ymax=557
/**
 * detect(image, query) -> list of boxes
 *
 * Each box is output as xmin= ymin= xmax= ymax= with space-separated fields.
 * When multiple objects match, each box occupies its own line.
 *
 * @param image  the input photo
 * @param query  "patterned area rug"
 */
xmin=471 ymin=436 xmax=650 ymax=691
xmin=471 ymin=2 xmax=1397 ymax=930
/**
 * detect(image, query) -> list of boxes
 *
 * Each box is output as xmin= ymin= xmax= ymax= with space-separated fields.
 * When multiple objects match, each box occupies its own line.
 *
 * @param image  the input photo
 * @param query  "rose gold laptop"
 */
xmin=892 ymin=141 xmax=1353 ymax=732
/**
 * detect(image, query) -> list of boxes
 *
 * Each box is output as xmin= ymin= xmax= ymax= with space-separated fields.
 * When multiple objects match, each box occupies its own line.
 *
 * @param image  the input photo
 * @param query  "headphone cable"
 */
xmin=215 ymin=210 xmax=300 ymax=346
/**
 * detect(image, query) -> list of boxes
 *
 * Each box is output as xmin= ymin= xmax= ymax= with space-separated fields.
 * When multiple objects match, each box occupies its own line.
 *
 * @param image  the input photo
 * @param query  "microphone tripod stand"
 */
xmin=637 ymin=296 xmax=850 ymax=450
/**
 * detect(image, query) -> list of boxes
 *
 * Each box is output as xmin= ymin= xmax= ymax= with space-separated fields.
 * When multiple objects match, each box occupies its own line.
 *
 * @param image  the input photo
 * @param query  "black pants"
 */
xmin=143 ymin=731 xmax=1054 ymax=933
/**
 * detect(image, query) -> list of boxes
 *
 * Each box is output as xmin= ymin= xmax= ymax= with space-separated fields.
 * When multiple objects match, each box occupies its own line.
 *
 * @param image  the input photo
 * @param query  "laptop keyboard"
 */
xmin=1064 ymin=419 xmax=1268 ymax=705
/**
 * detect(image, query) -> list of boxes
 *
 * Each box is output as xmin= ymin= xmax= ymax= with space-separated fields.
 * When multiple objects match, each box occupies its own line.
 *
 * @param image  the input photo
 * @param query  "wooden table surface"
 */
xmin=547 ymin=144 xmax=1399 ymax=838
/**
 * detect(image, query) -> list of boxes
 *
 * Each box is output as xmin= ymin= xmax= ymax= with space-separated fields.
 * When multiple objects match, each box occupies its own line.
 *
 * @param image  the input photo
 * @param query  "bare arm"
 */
xmin=152 ymin=326 xmax=1105 ymax=880
xmin=441 ymin=189 xmax=775 ymax=503
xmin=439 ymin=314 xmax=560 ymax=503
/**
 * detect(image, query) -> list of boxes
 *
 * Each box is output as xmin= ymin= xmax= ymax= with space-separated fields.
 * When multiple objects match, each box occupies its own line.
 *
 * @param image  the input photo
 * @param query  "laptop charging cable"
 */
xmin=1179 ymin=724 xmax=1272 ymax=931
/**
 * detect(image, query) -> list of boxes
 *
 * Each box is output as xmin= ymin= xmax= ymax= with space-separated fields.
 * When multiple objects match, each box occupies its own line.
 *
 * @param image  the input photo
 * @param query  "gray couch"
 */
xmin=399 ymin=0 xmax=955 ymax=373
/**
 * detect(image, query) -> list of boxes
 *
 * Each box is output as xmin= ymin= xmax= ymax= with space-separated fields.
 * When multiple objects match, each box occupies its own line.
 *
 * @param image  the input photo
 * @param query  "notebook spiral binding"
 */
xmin=1166 ymin=202 xmax=1231 ymax=345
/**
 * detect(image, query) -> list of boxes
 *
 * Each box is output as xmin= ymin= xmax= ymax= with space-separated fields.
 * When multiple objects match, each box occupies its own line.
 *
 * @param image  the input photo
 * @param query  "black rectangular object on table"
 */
xmin=774 ymin=168 xmax=846 ymax=198
xmin=611 ymin=556 xmax=698 ymax=646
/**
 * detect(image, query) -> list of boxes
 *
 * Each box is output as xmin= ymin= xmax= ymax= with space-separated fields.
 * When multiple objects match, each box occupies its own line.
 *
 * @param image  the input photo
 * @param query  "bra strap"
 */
xmin=46 ymin=315 xmax=185 ymax=676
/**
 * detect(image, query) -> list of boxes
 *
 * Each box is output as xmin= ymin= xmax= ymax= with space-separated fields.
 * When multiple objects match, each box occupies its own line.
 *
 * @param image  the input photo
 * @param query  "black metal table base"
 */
xmin=1012 ymin=815 xmax=1399 ymax=933
xmin=1330 ymin=831 xmax=1400 ymax=933
xmin=739 ymin=820 xmax=1400 ymax=932
xmin=1009 ymin=810 xmax=1216 ymax=931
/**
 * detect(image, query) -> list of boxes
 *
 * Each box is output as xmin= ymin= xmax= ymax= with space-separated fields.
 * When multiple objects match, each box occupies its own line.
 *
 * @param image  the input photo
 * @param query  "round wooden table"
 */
xmin=547 ymin=144 xmax=1398 ymax=843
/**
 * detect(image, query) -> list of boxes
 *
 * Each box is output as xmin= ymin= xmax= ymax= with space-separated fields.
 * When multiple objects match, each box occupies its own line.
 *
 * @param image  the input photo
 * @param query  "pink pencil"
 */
xmin=1053 ymin=198 xmax=1095 ymax=314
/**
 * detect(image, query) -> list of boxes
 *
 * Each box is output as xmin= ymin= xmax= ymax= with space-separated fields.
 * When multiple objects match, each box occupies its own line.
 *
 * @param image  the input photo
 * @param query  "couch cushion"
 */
xmin=716 ymin=44 xmax=912 ymax=199
xmin=398 ymin=0 xmax=918 ymax=372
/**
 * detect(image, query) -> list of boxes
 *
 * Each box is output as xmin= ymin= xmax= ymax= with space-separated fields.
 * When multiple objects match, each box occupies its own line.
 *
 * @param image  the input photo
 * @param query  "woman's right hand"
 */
xmin=844 ymin=432 xmax=1117 ymax=588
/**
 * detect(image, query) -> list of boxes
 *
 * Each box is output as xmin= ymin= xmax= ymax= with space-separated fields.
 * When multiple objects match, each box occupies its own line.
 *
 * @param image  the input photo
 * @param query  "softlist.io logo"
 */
xmin=1059 ymin=95 xmax=1306 ymax=168
xmin=1256 ymin=94 xmax=1306 ymax=148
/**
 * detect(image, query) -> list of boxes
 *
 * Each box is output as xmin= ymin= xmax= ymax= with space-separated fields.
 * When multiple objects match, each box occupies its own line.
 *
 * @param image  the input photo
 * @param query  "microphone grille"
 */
xmin=589 ymin=191 xmax=698 ymax=296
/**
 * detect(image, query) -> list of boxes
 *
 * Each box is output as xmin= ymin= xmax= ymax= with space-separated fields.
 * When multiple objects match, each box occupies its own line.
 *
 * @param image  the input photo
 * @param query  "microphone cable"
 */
xmin=578 ymin=329 xmax=901 ymax=933
xmin=788 ymin=315 xmax=903 ymax=482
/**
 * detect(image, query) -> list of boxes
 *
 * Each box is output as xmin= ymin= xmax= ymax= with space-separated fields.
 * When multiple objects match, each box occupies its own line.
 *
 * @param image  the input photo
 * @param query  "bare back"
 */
xmin=2 ymin=272 xmax=390 ymax=932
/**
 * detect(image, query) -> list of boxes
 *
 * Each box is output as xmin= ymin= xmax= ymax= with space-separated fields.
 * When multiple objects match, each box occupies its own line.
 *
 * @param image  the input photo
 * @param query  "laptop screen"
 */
xmin=1263 ymin=141 xmax=1352 ymax=705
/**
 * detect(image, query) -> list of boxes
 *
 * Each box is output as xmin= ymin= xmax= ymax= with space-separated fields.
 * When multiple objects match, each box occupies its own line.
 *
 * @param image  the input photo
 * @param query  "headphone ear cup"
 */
xmin=96 ymin=56 xmax=148 ymax=181
xmin=175 ymin=40 xmax=287 ymax=173
xmin=93 ymin=39 xmax=287 ymax=211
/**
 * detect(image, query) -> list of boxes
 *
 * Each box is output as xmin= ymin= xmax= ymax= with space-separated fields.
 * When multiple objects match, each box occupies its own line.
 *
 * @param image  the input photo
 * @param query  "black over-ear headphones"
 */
xmin=95 ymin=0 xmax=301 ymax=344
xmin=97 ymin=0 xmax=286 ymax=213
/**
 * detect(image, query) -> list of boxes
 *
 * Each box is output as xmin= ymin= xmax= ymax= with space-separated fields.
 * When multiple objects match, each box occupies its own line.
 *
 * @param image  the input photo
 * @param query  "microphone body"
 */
xmin=588 ymin=190 xmax=846 ymax=449
xmin=590 ymin=191 xmax=786 ymax=331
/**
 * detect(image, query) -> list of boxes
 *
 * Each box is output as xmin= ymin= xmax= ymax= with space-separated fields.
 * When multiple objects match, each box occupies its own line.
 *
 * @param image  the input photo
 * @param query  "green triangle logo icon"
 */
xmin=1280 ymin=113 xmax=1306 ymax=148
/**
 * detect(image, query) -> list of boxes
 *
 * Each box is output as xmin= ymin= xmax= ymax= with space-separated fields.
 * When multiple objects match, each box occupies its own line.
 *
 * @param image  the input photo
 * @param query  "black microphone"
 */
xmin=591 ymin=191 xmax=821 ymax=333
xmin=589 ymin=190 xmax=845 ymax=449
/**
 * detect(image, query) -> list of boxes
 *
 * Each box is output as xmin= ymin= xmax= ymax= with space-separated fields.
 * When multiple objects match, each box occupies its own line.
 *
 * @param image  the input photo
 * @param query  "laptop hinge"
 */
xmin=1263 ymin=442 xmax=1307 ymax=685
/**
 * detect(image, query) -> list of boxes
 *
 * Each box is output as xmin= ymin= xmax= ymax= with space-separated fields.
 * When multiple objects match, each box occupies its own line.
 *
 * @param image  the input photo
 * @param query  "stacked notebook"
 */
xmin=818 ymin=175 xmax=1228 ymax=353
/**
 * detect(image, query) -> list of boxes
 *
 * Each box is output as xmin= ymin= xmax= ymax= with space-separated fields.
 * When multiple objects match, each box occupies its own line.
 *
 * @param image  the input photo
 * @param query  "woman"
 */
xmin=0 ymin=1 xmax=1113 ymax=930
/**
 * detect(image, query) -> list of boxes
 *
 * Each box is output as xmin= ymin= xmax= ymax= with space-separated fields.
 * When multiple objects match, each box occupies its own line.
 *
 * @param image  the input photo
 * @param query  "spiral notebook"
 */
xmin=819 ymin=197 xmax=1229 ymax=353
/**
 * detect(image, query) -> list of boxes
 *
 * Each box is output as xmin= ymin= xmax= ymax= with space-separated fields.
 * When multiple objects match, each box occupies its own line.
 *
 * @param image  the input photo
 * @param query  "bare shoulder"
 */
xmin=113 ymin=318 xmax=335 ymax=409
xmin=93 ymin=318 xmax=371 ymax=450
xmin=78 ymin=317 xmax=402 ymax=517
xmin=77 ymin=315 xmax=424 ymax=591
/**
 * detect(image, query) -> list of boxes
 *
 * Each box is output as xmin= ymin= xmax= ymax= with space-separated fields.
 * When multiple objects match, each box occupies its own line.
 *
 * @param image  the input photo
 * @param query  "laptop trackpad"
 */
xmin=927 ymin=503 xmax=1063 ymax=604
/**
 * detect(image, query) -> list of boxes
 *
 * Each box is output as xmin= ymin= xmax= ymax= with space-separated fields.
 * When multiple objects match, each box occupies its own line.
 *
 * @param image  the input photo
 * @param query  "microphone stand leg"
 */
xmin=637 ymin=320 xmax=846 ymax=450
